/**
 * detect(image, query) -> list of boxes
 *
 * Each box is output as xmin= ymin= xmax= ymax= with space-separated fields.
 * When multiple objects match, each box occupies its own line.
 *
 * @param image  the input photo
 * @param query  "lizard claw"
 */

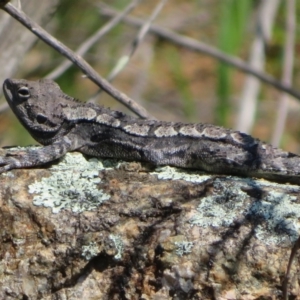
xmin=0 ymin=152 xmax=26 ymax=173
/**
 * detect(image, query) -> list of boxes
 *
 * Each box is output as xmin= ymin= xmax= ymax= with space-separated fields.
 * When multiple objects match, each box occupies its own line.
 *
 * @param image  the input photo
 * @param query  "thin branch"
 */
xmin=282 ymin=235 xmax=300 ymax=299
xmin=100 ymin=5 xmax=300 ymax=101
xmin=0 ymin=0 xmax=145 ymax=115
xmin=107 ymin=0 xmax=168 ymax=82
xmin=89 ymin=0 xmax=168 ymax=103
xmin=46 ymin=0 xmax=144 ymax=80
xmin=271 ymin=0 xmax=296 ymax=146
xmin=1 ymin=2 xmax=154 ymax=119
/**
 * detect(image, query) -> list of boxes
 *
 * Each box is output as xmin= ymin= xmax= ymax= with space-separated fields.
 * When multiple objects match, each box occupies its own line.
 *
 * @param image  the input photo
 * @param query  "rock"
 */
xmin=0 ymin=151 xmax=299 ymax=299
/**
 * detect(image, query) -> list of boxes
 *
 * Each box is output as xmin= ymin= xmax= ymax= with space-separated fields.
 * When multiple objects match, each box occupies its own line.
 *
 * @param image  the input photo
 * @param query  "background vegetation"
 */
xmin=0 ymin=0 xmax=299 ymax=153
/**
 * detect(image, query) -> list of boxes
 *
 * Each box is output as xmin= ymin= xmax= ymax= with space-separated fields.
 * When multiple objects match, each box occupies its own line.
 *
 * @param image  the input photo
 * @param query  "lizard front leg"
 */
xmin=0 ymin=136 xmax=80 ymax=173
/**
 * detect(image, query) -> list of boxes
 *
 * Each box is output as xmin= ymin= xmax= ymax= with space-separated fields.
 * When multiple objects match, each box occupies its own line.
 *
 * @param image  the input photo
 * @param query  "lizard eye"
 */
xmin=17 ymin=86 xmax=30 ymax=99
xmin=36 ymin=114 xmax=48 ymax=124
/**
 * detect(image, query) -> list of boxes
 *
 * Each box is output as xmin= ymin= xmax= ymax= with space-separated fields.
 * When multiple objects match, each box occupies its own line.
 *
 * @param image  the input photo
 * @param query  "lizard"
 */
xmin=1 ymin=78 xmax=300 ymax=184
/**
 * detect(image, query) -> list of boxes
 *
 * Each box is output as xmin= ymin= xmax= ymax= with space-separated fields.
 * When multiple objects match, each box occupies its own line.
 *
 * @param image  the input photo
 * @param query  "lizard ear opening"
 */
xmin=17 ymin=86 xmax=30 ymax=99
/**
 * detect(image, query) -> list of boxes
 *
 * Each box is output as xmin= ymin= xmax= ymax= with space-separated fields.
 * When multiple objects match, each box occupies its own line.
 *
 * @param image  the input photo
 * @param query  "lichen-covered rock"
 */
xmin=0 ymin=151 xmax=299 ymax=299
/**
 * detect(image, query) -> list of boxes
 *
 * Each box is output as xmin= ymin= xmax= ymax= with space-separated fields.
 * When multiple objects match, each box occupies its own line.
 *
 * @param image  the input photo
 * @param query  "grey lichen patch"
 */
xmin=109 ymin=234 xmax=124 ymax=260
xmin=189 ymin=179 xmax=247 ymax=227
xmin=248 ymin=190 xmax=300 ymax=244
xmin=12 ymin=237 xmax=26 ymax=246
xmin=174 ymin=241 xmax=194 ymax=257
xmin=151 ymin=166 xmax=211 ymax=183
xmin=81 ymin=242 xmax=100 ymax=260
xmin=28 ymin=153 xmax=110 ymax=213
xmin=188 ymin=177 xmax=300 ymax=245
xmin=152 ymin=165 xmax=300 ymax=245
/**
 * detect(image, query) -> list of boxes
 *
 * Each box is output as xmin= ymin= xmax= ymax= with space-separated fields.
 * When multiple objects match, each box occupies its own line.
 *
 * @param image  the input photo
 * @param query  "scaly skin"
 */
xmin=1 ymin=78 xmax=300 ymax=184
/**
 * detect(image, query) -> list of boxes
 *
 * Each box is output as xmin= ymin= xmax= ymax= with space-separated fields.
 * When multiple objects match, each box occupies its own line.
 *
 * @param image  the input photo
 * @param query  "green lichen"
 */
xmin=189 ymin=178 xmax=247 ymax=227
xmin=81 ymin=242 xmax=100 ymax=260
xmin=248 ymin=190 xmax=300 ymax=244
xmin=174 ymin=241 xmax=194 ymax=256
xmin=28 ymin=153 xmax=110 ymax=213
xmin=187 ymin=177 xmax=300 ymax=245
xmin=109 ymin=234 xmax=124 ymax=260
xmin=8 ymin=148 xmax=300 ymax=245
xmin=151 ymin=166 xmax=211 ymax=183
xmin=152 ymin=165 xmax=300 ymax=244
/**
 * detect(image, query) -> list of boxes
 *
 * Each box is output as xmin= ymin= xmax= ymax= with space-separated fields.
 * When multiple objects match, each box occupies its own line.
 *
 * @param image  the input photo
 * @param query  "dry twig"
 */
xmin=283 ymin=235 xmax=300 ymax=299
xmin=89 ymin=0 xmax=168 ymax=103
xmin=46 ymin=0 xmax=144 ymax=80
xmin=1 ymin=2 xmax=153 ymax=119
xmin=100 ymin=5 xmax=300 ymax=101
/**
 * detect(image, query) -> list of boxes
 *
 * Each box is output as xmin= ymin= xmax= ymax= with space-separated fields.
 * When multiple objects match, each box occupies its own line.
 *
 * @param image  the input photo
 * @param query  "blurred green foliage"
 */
xmin=216 ymin=0 xmax=252 ymax=126
xmin=165 ymin=46 xmax=195 ymax=121
xmin=1 ymin=0 xmax=299 ymax=152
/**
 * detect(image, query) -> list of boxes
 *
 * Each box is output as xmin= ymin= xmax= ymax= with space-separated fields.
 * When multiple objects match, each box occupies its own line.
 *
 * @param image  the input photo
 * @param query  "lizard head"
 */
xmin=3 ymin=78 xmax=75 ymax=144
